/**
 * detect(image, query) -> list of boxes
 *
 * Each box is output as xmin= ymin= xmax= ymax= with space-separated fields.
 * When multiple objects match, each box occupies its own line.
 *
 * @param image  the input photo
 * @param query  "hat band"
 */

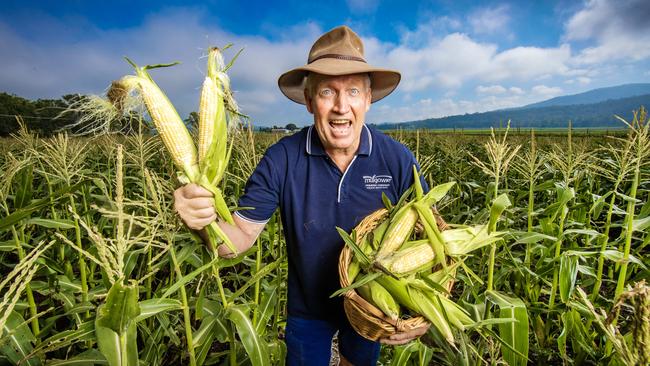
xmin=308 ymin=53 xmax=367 ymax=64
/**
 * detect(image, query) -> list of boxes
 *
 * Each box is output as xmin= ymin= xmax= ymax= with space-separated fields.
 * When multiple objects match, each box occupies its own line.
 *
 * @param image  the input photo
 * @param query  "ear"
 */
xmin=304 ymin=89 xmax=314 ymax=114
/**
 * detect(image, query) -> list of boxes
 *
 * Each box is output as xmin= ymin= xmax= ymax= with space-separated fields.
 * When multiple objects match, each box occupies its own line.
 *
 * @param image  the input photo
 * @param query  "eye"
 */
xmin=319 ymin=89 xmax=333 ymax=97
xmin=348 ymin=88 xmax=360 ymax=97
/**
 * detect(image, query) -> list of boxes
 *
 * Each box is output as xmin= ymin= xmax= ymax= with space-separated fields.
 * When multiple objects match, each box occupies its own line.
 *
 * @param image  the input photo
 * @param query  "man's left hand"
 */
xmin=379 ymin=324 xmax=429 ymax=345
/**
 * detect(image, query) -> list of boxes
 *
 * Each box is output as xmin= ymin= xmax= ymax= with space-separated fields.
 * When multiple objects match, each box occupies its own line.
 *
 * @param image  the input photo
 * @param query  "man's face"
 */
xmin=305 ymin=73 xmax=371 ymax=155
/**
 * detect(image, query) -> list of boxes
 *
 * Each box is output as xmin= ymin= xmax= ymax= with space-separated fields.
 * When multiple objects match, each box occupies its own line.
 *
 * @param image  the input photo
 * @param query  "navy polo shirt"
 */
xmin=236 ymin=125 xmax=424 ymax=322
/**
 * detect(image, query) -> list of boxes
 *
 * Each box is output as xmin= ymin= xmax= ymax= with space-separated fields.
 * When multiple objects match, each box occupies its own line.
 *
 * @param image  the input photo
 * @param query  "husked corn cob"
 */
xmin=198 ymin=76 xmax=223 ymax=162
xmin=376 ymin=205 xmax=418 ymax=258
xmin=107 ymin=56 xmax=238 ymax=255
xmin=198 ymin=47 xmax=228 ymax=185
xmin=134 ymin=76 xmax=200 ymax=180
xmin=377 ymin=241 xmax=435 ymax=276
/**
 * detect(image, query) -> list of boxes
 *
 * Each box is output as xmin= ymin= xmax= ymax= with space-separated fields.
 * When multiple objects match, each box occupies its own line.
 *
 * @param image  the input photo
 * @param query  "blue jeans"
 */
xmin=285 ymin=316 xmax=380 ymax=366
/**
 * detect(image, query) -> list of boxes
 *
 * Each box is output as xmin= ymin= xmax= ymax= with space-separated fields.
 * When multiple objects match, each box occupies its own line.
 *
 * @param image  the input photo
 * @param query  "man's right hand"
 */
xmin=173 ymin=184 xmax=217 ymax=230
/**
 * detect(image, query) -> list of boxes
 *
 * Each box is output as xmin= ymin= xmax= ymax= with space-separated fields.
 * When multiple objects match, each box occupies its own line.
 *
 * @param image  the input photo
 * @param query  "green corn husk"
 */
xmin=357 ymin=282 xmax=400 ymax=321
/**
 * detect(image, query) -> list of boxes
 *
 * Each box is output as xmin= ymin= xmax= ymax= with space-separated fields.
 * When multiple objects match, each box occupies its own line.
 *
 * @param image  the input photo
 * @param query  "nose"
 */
xmin=333 ymin=92 xmax=350 ymax=114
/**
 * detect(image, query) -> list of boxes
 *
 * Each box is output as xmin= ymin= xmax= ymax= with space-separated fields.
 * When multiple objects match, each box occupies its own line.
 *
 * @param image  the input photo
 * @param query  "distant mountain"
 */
xmin=374 ymin=92 xmax=650 ymax=130
xmin=520 ymin=83 xmax=650 ymax=109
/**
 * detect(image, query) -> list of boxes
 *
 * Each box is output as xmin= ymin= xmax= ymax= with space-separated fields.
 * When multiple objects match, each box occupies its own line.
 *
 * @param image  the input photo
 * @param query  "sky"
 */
xmin=1 ymin=0 xmax=649 ymax=127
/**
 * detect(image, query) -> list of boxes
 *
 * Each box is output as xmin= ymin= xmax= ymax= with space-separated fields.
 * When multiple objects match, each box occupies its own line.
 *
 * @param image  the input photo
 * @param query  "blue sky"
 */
xmin=1 ymin=0 xmax=649 ymax=126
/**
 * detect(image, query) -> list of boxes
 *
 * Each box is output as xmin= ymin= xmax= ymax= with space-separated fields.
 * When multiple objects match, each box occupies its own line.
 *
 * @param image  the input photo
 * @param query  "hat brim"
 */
xmin=278 ymin=58 xmax=401 ymax=105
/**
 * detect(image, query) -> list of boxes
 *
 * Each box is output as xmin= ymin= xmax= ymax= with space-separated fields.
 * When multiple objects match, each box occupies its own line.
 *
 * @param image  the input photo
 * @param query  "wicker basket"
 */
xmin=337 ymin=208 xmax=452 ymax=341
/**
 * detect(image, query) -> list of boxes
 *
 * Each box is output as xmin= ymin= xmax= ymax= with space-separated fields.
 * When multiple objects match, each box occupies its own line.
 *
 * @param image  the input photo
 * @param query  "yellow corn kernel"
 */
xmin=379 ymin=242 xmax=435 ymax=276
xmin=376 ymin=205 xmax=418 ymax=258
xmin=136 ymin=76 xmax=199 ymax=180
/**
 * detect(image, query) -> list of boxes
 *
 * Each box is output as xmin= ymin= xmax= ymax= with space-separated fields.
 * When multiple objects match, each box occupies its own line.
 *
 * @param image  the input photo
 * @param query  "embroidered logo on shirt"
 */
xmin=363 ymin=175 xmax=393 ymax=190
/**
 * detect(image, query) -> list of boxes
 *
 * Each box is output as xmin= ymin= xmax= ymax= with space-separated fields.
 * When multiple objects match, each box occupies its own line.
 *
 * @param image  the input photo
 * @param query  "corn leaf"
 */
xmin=47 ymin=350 xmax=108 ymax=365
xmin=488 ymin=193 xmax=511 ymax=233
xmin=134 ymin=299 xmax=182 ymax=323
xmin=95 ymin=320 xmax=138 ymax=366
xmin=414 ymin=202 xmax=447 ymax=269
xmin=14 ymin=164 xmax=33 ymax=209
xmin=161 ymin=256 xmax=219 ymax=299
xmin=486 ymin=290 xmax=529 ymax=366
xmin=390 ymin=341 xmax=420 ymax=366
xmin=336 ymin=227 xmax=370 ymax=266
xmin=25 ymin=218 xmax=76 ymax=230
xmin=231 ymin=261 xmax=280 ymax=299
xmin=254 ymin=283 xmax=279 ymax=335
xmin=193 ymin=314 xmax=220 ymax=364
xmin=226 ymin=305 xmax=270 ymax=366
xmin=0 ymin=180 xmax=89 ymax=231
xmin=330 ymin=272 xmax=382 ymax=298
xmin=0 ymin=311 xmax=41 ymax=366
xmin=632 ymin=215 xmax=650 ymax=232
xmin=413 ymin=165 xmax=424 ymax=200
xmin=421 ymin=182 xmax=456 ymax=207
xmin=29 ymin=321 xmax=95 ymax=357
xmin=559 ymin=254 xmax=579 ymax=303
xmin=95 ymin=281 xmax=140 ymax=366
xmin=409 ymin=287 xmax=454 ymax=344
xmin=381 ymin=192 xmax=393 ymax=211
xmin=96 ymin=281 xmax=140 ymax=334
xmin=390 ymin=186 xmax=414 ymax=219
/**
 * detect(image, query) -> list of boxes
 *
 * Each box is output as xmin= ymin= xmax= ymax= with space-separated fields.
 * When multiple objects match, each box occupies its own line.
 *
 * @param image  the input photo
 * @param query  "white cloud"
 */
xmin=0 ymin=9 xmax=320 ymax=125
xmin=476 ymin=85 xmax=507 ymax=94
xmin=564 ymin=0 xmax=650 ymax=64
xmin=468 ymin=5 xmax=510 ymax=35
xmin=531 ymin=85 xmax=563 ymax=97
xmin=509 ymin=87 xmax=524 ymax=95
xmin=486 ymin=44 xmax=572 ymax=81
xmin=368 ymin=31 xmax=573 ymax=95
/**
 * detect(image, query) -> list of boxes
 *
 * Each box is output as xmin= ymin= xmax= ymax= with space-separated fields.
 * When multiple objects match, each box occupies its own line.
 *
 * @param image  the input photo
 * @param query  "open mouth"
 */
xmin=329 ymin=119 xmax=352 ymax=135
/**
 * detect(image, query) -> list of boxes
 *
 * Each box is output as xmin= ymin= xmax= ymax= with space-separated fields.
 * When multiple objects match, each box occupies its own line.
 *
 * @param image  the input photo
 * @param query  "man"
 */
xmin=174 ymin=26 xmax=428 ymax=365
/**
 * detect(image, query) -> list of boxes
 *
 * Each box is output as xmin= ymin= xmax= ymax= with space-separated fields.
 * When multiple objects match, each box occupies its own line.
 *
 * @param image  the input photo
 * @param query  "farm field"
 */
xmin=0 ymin=112 xmax=648 ymax=365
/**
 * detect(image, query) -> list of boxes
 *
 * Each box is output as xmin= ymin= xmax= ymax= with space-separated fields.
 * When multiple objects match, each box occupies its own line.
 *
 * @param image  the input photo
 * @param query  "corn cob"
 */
xmin=347 ymin=230 xmax=375 ymax=282
xmin=357 ymin=281 xmax=400 ymax=321
xmin=414 ymin=201 xmax=447 ymax=269
xmin=377 ymin=241 xmax=435 ymax=276
xmin=376 ymin=205 xmax=418 ymax=258
xmin=375 ymin=275 xmax=418 ymax=312
xmin=198 ymin=47 xmax=228 ymax=184
xmin=106 ymin=57 xmax=238 ymax=255
xmin=408 ymin=286 xmax=455 ymax=344
xmin=365 ymin=218 xmax=390 ymax=251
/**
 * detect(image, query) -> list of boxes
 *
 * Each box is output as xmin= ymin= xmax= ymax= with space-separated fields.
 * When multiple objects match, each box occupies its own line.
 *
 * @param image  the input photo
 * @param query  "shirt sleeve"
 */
xmin=236 ymin=150 xmax=283 ymax=224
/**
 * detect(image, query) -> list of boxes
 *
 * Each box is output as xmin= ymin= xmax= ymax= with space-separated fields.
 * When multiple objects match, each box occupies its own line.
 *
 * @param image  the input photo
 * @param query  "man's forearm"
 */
xmin=196 ymin=215 xmax=266 ymax=258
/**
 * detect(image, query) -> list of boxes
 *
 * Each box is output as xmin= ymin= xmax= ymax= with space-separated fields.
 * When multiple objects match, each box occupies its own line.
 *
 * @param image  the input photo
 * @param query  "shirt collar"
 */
xmin=305 ymin=124 xmax=373 ymax=157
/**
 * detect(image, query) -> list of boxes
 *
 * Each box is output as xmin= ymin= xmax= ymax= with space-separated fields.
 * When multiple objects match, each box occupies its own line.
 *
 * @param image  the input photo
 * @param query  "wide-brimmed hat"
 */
xmin=278 ymin=25 xmax=401 ymax=105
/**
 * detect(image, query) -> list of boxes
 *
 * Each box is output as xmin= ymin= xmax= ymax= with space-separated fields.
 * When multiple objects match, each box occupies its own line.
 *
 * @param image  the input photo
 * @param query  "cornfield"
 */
xmin=0 ymin=108 xmax=649 ymax=365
